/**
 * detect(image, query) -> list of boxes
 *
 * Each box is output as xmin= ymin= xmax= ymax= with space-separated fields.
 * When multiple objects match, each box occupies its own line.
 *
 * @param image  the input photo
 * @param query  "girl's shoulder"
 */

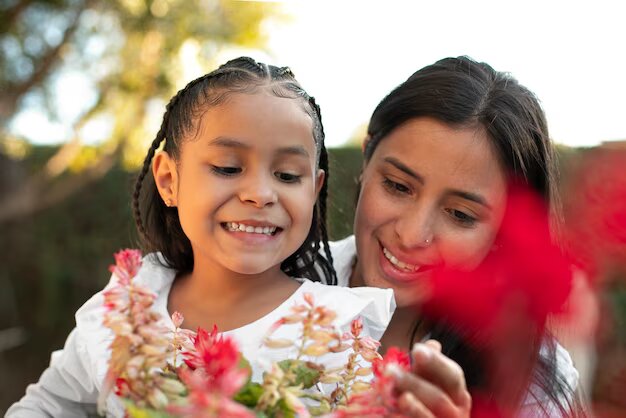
xmin=297 ymin=279 xmax=395 ymax=341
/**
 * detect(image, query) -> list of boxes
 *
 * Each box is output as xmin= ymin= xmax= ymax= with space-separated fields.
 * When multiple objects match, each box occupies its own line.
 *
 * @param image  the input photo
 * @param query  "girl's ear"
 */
xmin=315 ymin=169 xmax=326 ymax=198
xmin=152 ymin=151 xmax=179 ymax=207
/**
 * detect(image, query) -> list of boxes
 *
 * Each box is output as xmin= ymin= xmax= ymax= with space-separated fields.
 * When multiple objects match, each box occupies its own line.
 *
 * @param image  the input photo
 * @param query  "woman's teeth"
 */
xmin=383 ymin=247 xmax=419 ymax=272
xmin=225 ymin=222 xmax=277 ymax=235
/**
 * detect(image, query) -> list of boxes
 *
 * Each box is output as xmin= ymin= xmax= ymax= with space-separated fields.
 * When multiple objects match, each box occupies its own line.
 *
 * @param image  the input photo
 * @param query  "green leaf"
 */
xmin=234 ymin=382 xmax=264 ymax=407
xmin=123 ymin=400 xmax=174 ymax=418
xmin=277 ymin=398 xmax=297 ymax=418
xmin=278 ymin=359 xmax=321 ymax=389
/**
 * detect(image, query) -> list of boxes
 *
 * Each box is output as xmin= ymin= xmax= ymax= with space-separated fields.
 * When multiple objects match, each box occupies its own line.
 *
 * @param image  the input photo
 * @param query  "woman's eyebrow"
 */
xmin=447 ymin=189 xmax=492 ymax=210
xmin=383 ymin=157 xmax=424 ymax=184
xmin=383 ymin=156 xmax=492 ymax=210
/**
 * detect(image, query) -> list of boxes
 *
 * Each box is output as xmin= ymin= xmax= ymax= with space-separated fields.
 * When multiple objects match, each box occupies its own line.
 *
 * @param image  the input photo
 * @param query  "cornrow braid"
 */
xmin=309 ymin=96 xmax=337 ymax=285
xmin=132 ymin=56 xmax=337 ymax=284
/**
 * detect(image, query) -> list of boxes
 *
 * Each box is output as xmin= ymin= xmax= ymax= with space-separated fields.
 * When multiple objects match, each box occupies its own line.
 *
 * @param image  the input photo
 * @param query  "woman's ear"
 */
xmin=360 ymin=135 xmax=372 ymax=175
xmin=362 ymin=135 xmax=371 ymax=153
xmin=152 ymin=151 xmax=179 ymax=207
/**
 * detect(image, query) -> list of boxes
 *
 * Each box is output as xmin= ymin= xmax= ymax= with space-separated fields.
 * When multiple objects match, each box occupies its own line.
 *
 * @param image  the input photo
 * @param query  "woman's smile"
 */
xmin=378 ymin=242 xmax=437 ymax=284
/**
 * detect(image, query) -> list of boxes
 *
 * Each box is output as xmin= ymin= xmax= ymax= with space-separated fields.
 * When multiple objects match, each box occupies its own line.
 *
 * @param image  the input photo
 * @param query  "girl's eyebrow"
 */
xmin=208 ymin=137 xmax=249 ymax=149
xmin=384 ymin=156 xmax=491 ymax=210
xmin=208 ymin=136 xmax=310 ymax=158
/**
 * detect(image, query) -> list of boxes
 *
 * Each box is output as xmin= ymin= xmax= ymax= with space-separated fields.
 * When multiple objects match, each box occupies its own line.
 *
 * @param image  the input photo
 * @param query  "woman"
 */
xmin=330 ymin=56 xmax=582 ymax=416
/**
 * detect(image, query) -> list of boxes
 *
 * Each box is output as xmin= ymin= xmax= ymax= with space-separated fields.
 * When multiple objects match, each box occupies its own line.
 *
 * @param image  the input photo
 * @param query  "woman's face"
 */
xmin=353 ymin=117 xmax=508 ymax=307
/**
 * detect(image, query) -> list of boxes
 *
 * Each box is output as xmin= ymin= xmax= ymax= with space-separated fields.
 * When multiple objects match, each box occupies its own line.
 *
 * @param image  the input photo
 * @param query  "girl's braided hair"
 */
xmin=132 ymin=56 xmax=337 ymax=284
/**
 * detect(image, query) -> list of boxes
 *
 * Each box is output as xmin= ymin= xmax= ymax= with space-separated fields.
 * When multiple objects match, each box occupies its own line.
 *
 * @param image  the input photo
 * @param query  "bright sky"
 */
xmin=257 ymin=0 xmax=626 ymax=148
xmin=11 ymin=0 xmax=626 ymax=148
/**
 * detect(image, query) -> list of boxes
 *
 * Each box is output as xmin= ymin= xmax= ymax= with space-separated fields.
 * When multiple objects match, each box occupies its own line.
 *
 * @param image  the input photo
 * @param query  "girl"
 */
xmin=329 ymin=56 xmax=585 ymax=416
xmin=7 ymin=57 xmax=394 ymax=417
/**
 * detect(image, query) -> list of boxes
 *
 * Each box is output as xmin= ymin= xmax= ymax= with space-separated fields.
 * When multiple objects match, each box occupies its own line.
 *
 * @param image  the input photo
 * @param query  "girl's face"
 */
xmin=154 ymin=91 xmax=324 ymax=276
xmin=354 ymin=117 xmax=508 ymax=307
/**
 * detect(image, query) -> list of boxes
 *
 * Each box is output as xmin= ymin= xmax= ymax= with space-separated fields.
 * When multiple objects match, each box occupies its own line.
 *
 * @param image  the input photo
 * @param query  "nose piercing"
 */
xmin=424 ymin=238 xmax=431 ymax=245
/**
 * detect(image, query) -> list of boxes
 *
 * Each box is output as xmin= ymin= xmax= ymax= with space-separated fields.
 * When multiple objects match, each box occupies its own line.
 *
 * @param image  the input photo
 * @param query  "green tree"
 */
xmin=0 ymin=0 xmax=277 ymax=224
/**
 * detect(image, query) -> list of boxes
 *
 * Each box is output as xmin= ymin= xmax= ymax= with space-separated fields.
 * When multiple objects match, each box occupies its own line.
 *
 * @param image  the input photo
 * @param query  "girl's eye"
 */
xmin=382 ymin=177 xmax=411 ymax=195
xmin=446 ymin=208 xmax=478 ymax=227
xmin=211 ymin=166 xmax=241 ymax=176
xmin=275 ymin=172 xmax=302 ymax=183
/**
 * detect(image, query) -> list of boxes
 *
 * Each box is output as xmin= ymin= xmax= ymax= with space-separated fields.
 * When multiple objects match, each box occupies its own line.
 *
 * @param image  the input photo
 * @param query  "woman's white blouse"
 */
xmin=7 ymin=253 xmax=395 ymax=417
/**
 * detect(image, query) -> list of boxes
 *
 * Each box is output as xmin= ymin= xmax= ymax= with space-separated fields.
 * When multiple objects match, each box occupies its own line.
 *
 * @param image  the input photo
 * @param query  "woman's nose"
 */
xmin=239 ymin=172 xmax=278 ymax=208
xmin=394 ymin=204 xmax=435 ymax=249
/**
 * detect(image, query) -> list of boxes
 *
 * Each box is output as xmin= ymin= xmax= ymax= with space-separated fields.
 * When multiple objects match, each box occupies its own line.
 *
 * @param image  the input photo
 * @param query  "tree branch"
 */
xmin=0 ymin=0 xmax=93 ymax=120
xmin=0 ymin=0 xmax=33 ymax=30
xmin=0 ymin=143 xmax=120 ymax=225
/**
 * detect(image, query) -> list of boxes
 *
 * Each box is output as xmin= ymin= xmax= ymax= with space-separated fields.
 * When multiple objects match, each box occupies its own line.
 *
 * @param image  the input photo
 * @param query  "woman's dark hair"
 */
xmin=132 ymin=56 xmax=336 ymax=284
xmin=362 ymin=56 xmax=580 ymax=416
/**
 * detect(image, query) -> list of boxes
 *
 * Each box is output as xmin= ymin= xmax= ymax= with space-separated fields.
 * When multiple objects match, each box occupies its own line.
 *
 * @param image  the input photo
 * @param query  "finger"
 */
xmin=392 ymin=367 xmax=459 ymax=418
xmin=424 ymin=339 xmax=442 ymax=352
xmin=397 ymin=391 xmax=435 ymax=418
xmin=411 ymin=343 xmax=469 ymax=406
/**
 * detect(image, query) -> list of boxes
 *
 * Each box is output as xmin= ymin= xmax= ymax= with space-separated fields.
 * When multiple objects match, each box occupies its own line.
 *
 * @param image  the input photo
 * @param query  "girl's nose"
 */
xmin=394 ymin=204 xmax=435 ymax=249
xmin=239 ymin=173 xmax=278 ymax=208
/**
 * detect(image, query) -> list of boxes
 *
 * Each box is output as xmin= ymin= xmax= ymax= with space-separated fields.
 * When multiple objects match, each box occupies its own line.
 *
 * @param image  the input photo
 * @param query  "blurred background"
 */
xmin=1 ymin=0 xmax=624 ymax=415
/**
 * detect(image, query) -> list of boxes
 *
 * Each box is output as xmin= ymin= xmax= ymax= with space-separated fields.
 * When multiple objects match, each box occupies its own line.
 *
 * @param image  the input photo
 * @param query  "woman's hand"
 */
xmin=392 ymin=340 xmax=471 ymax=418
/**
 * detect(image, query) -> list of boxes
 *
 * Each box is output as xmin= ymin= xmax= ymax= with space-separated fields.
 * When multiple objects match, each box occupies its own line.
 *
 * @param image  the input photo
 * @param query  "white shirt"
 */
xmin=7 ymin=253 xmax=395 ymax=417
xmin=329 ymin=235 xmax=580 ymax=416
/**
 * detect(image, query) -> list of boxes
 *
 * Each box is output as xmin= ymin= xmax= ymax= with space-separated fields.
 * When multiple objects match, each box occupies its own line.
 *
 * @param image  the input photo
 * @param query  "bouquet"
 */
xmin=97 ymin=249 xmax=411 ymax=417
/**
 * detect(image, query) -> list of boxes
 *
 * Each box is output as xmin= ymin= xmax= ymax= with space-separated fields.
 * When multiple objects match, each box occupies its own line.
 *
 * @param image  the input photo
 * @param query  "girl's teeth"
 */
xmin=383 ymin=247 xmax=418 ymax=272
xmin=226 ymin=222 xmax=276 ymax=235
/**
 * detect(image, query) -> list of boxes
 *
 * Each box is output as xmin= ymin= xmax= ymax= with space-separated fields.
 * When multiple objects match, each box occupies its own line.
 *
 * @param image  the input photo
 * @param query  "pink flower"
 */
xmin=168 ymin=368 xmax=255 ymax=418
xmin=109 ymin=249 xmax=142 ymax=285
xmin=171 ymin=311 xmax=184 ymax=329
xmin=350 ymin=318 xmax=363 ymax=338
xmin=182 ymin=326 xmax=248 ymax=396
xmin=327 ymin=347 xmax=410 ymax=418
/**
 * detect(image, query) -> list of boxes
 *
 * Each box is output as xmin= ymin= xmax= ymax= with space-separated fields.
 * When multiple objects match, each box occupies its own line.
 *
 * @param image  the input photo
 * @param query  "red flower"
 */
xmin=372 ymin=347 xmax=410 ymax=380
xmin=182 ymin=326 xmax=248 ymax=395
xmin=564 ymin=149 xmax=626 ymax=277
xmin=329 ymin=347 xmax=410 ymax=417
xmin=172 ymin=326 xmax=252 ymax=417
xmin=168 ymin=368 xmax=254 ymax=418
xmin=423 ymin=182 xmax=573 ymax=339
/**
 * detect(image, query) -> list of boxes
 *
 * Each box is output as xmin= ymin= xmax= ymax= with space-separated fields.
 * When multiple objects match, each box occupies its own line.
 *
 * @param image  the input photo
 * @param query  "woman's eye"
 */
xmin=446 ymin=208 xmax=477 ymax=227
xmin=211 ymin=166 xmax=241 ymax=176
xmin=382 ymin=177 xmax=411 ymax=195
xmin=275 ymin=172 xmax=301 ymax=183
